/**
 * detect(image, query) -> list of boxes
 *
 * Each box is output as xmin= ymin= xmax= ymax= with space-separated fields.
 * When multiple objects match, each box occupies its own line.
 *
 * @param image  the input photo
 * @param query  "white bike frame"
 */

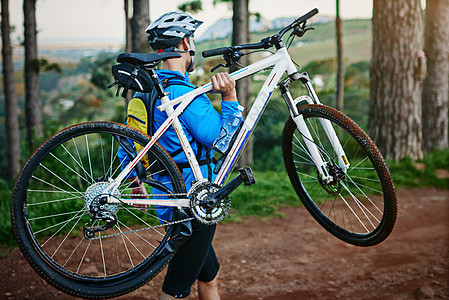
xmin=108 ymin=46 xmax=350 ymax=207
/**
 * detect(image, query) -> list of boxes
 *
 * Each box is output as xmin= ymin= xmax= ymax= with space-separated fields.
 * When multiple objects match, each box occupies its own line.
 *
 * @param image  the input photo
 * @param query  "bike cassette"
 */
xmin=188 ymin=181 xmax=231 ymax=225
xmin=83 ymin=182 xmax=120 ymax=239
xmin=84 ymin=182 xmax=120 ymax=216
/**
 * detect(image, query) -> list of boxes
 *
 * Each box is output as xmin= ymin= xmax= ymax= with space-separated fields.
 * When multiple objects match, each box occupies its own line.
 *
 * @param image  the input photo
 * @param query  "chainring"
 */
xmin=189 ymin=181 xmax=231 ymax=225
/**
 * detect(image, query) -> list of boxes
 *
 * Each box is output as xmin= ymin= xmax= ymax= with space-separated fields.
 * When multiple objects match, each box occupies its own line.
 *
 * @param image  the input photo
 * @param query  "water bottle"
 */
xmin=213 ymin=105 xmax=244 ymax=154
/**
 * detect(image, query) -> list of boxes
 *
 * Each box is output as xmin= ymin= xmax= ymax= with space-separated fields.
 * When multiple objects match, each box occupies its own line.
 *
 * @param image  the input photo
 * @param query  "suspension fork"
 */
xmin=280 ymin=73 xmax=350 ymax=183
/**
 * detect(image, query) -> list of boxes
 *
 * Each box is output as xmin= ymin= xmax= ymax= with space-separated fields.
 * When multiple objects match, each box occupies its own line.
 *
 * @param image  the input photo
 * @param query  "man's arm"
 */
xmin=210 ymin=72 xmax=237 ymax=102
xmin=179 ymin=73 xmax=239 ymax=147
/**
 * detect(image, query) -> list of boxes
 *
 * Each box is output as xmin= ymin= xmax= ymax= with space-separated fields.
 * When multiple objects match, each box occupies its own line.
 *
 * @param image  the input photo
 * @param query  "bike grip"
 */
xmin=298 ymin=8 xmax=319 ymax=22
xmin=202 ymin=47 xmax=228 ymax=58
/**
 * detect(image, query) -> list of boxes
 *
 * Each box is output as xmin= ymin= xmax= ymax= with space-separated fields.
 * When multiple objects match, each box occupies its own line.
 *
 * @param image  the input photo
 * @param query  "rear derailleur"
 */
xmin=83 ymin=195 xmax=118 ymax=240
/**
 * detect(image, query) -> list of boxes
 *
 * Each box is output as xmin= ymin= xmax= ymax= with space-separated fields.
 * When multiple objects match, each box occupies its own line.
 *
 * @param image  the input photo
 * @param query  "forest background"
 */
xmin=0 ymin=0 xmax=448 ymax=246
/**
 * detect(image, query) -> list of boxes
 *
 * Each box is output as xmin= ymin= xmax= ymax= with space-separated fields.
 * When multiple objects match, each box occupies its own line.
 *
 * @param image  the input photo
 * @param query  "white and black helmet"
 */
xmin=146 ymin=11 xmax=203 ymax=51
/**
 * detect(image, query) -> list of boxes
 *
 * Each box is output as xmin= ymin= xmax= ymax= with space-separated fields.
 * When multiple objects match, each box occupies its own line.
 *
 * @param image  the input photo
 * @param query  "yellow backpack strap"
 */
xmin=126 ymin=97 xmax=150 ymax=168
xmin=127 ymin=97 xmax=148 ymax=132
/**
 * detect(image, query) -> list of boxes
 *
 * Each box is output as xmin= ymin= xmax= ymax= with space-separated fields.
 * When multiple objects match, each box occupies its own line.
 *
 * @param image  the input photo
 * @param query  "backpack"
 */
xmin=127 ymin=76 xmax=188 ymax=138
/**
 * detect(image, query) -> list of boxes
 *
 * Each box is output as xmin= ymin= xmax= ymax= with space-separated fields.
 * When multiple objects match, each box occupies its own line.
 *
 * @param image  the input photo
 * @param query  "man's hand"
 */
xmin=131 ymin=183 xmax=148 ymax=197
xmin=211 ymin=72 xmax=237 ymax=102
xmin=129 ymin=177 xmax=149 ymax=212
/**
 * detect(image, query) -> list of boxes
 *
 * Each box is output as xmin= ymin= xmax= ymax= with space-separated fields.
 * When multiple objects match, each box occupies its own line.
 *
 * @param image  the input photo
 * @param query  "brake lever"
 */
xmin=211 ymin=51 xmax=243 ymax=72
xmin=211 ymin=63 xmax=229 ymax=72
xmin=302 ymin=27 xmax=315 ymax=36
xmin=293 ymin=26 xmax=315 ymax=37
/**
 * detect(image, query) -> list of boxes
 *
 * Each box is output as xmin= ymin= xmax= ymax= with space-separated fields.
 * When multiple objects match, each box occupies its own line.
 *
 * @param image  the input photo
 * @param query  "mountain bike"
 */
xmin=11 ymin=8 xmax=397 ymax=299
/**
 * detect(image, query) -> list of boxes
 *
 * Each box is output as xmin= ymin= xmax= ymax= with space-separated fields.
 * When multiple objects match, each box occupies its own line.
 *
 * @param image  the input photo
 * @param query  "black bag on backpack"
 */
xmin=111 ymin=62 xmax=154 ymax=97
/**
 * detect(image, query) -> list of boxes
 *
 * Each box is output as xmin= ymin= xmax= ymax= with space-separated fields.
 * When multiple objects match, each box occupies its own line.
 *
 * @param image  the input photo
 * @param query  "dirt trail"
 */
xmin=1 ymin=188 xmax=448 ymax=300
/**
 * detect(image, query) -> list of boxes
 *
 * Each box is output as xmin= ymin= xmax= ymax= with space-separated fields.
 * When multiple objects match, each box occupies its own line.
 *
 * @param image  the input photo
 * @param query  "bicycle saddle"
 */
xmin=117 ymin=52 xmax=181 ymax=65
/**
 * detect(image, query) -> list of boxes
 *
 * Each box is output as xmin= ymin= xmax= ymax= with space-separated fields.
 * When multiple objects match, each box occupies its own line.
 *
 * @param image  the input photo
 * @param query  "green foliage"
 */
xmin=252 ymin=96 xmax=289 ymax=171
xmin=224 ymin=170 xmax=299 ymax=222
xmin=0 ymin=179 xmax=15 ymax=246
xmin=29 ymin=58 xmax=63 ymax=73
xmin=39 ymin=58 xmax=63 ymax=73
xmin=41 ymin=52 xmax=124 ymax=128
xmin=342 ymin=61 xmax=370 ymax=129
xmin=304 ymin=58 xmax=337 ymax=74
xmin=90 ymin=52 xmax=116 ymax=89
xmin=0 ymin=51 xmax=123 ymax=181
xmin=388 ymin=149 xmax=449 ymax=189
xmin=213 ymin=0 xmax=231 ymax=4
xmin=178 ymin=0 xmax=203 ymax=13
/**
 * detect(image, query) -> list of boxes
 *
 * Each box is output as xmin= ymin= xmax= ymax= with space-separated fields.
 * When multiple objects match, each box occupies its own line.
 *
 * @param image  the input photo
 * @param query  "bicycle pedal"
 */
xmin=239 ymin=167 xmax=256 ymax=186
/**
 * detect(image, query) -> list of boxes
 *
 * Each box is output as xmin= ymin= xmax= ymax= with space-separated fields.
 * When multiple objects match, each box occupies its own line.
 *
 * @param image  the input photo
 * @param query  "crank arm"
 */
xmin=204 ymin=167 xmax=255 ymax=208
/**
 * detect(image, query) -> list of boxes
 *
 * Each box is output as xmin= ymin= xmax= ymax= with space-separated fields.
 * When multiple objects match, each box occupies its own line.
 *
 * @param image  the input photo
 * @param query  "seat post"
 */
xmin=147 ymin=68 xmax=167 ymax=98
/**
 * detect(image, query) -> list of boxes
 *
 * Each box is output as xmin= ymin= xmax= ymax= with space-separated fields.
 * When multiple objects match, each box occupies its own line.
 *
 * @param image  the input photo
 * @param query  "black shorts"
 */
xmin=162 ymin=220 xmax=220 ymax=298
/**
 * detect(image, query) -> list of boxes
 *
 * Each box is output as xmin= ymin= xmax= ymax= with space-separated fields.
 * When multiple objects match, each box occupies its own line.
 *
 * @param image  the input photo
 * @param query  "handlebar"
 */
xmin=298 ymin=8 xmax=319 ymax=24
xmin=202 ymin=47 xmax=228 ymax=58
xmin=202 ymin=40 xmax=272 ymax=58
xmin=202 ymin=8 xmax=319 ymax=58
xmin=278 ymin=8 xmax=318 ymax=37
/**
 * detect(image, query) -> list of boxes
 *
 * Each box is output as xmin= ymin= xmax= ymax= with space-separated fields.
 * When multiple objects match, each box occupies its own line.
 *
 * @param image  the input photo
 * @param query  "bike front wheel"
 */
xmin=11 ymin=121 xmax=191 ymax=298
xmin=282 ymin=104 xmax=397 ymax=246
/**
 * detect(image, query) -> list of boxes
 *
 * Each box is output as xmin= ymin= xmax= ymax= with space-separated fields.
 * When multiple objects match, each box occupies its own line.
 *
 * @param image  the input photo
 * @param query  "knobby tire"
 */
xmin=11 ymin=121 xmax=188 ymax=298
xmin=282 ymin=104 xmax=397 ymax=246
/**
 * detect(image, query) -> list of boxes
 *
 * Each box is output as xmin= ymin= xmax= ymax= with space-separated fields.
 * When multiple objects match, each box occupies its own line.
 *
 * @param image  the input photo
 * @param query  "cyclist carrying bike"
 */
xmin=128 ymin=11 xmax=239 ymax=300
xmin=11 ymin=8 xmax=399 ymax=299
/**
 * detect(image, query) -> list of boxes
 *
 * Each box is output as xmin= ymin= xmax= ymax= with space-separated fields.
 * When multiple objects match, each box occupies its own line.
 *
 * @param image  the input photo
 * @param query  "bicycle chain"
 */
xmin=89 ymin=216 xmax=195 ymax=240
xmin=85 ymin=192 xmax=191 ymax=240
xmin=123 ymin=193 xmax=188 ymax=198
xmin=89 ymin=187 xmax=227 ymax=240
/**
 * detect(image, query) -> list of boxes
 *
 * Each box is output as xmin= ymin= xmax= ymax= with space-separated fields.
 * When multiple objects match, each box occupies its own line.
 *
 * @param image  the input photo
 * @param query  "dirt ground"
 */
xmin=1 ymin=187 xmax=448 ymax=300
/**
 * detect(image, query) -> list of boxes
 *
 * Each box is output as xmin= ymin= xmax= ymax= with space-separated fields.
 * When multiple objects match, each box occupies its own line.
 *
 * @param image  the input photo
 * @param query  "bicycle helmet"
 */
xmin=146 ymin=11 xmax=203 ymax=51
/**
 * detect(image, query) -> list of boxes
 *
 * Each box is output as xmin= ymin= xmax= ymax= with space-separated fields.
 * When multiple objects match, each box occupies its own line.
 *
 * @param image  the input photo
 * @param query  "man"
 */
xmin=129 ymin=11 xmax=239 ymax=300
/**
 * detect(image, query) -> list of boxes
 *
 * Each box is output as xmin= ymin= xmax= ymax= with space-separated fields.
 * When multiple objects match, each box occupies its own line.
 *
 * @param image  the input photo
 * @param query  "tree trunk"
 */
xmin=131 ymin=0 xmax=150 ymax=53
xmin=369 ymin=0 xmax=423 ymax=161
xmin=24 ymin=0 xmax=42 ymax=148
xmin=125 ymin=0 xmax=133 ymax=103
xmin=1 ymin=0 xmax=21 ymax=179
xmin=231 ymin=0 xmax=253 ymax=167
xmin=422 ymin=0 xmax=449 ymax=152
xmin=335 ymin=0 xmax=344 ymax=111
xmin=125 ymin=0 xmax=132 ymax=52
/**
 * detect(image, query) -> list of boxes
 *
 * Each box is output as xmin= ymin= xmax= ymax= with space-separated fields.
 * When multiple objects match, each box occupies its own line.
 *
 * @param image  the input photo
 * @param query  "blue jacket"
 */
xmin=153 ymin=69 xmax=239 ymax=165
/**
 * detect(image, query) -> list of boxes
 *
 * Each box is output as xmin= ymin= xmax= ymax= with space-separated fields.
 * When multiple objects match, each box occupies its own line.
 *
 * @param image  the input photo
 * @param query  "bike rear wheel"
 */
xmin=11 ymin=121 xmax=190 ymax=298
xmin=282 ymin=104 xmax=397 ymax=246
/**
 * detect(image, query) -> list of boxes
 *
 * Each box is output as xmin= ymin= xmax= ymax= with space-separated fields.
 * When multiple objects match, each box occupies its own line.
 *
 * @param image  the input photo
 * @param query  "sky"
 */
xmin=7 ymin=0 xmax=425 ymax=45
